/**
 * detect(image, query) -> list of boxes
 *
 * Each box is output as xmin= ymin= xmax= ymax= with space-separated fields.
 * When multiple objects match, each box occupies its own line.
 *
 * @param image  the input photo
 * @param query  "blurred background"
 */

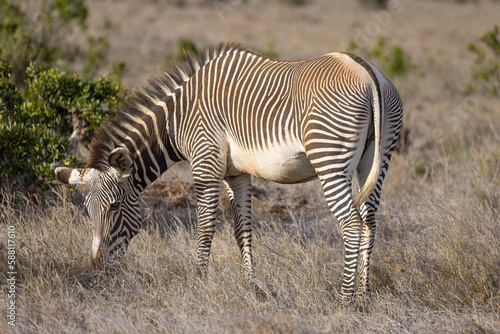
xmin=83 ymin=0 xmax=500 ymax=88
xmin=2 ymin=0 xmax=499 ymax=191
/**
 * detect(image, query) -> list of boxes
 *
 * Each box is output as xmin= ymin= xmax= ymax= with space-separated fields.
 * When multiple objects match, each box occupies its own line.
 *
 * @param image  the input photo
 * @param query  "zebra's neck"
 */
xmin=87 ymin=42 xmax=249 ymax=191
xmin=129 ymin=96 xmax=184 ymax=191
xmin=86 ymin=90 xmax=185 ymax=192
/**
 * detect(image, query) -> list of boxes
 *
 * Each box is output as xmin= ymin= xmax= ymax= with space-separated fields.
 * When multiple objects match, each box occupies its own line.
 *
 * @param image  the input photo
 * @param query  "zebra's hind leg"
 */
xmin=224 ymin=174 xmax=254 ymax=278
xmin=357 ymin=202 xmax=376 ymax=299
xmin=304 ymin=126 xmax=368 ymax=303
xmin=337 ymin=199 xmax=364 ymax=304
xmin=356 ymin=139 xmax=382 ymax=300
xmin=316 ymin=174 xmax=364 ymax=304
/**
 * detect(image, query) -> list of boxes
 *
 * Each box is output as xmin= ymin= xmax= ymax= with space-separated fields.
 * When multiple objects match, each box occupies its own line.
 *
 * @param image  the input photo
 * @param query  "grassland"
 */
xmin=2 ymin=0 xmax=500 ymax=332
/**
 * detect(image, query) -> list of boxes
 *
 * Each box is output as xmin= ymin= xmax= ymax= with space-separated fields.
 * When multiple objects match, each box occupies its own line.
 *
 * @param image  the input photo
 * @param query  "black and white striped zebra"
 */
xmin=55 ymin=42 xmax=402 ymax=302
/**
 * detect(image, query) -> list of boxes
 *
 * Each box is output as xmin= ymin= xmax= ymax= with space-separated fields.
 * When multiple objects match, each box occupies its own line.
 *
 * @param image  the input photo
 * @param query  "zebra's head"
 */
xmin=55 ymin=147 xmax=141 ymax=267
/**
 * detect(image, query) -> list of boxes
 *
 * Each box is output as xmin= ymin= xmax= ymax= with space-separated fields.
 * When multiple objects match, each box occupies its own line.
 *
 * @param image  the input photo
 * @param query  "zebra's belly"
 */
xmin=225 ymin=141 xmax=317 ymax=184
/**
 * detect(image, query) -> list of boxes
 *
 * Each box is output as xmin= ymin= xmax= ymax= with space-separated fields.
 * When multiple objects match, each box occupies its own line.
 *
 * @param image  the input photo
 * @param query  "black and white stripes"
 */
xmin=55 ymin=42 xmax=402 ymax=303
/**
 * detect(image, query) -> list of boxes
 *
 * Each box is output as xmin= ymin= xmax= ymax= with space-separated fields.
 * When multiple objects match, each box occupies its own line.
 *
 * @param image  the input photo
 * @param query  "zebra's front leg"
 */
xmin=224 ymin=174 xmax=254 ymax=278
xmin=192 ymin=174 xmax=222 ymax=274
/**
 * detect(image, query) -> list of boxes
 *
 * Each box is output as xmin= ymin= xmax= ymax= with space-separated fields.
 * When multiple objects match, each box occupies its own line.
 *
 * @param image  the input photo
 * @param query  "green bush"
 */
xmin=467 ymin=25 xmax=500 ymax=95
xmin=0 ymin=0 xmax=88 ymax=85
xmin=348 ymin=38 xmax=414 ymax=78
xmin=0 ymin=61 xmax=123 ymax=192
xmin=277 ymin=0 xmax=306 ymax=5
xmin=24 ymin=64 xmax=121 ymax=134
xmin=165 ymin=38 xmax=199 ymax=68
xmin=0 ymin=0 xmax=123 ymax=86
xmin=258 ymin=41 xmax=279 ymax=59
xmin=358 ymin=0 xmax=388 ymax=9
xmin=0 ymin=0 xmax=127 ymax=194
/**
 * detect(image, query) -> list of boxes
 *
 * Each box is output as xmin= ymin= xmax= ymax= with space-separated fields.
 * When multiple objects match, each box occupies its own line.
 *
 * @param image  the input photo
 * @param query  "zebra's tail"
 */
xmin=353 ymin=79 xmax=382 ymax=207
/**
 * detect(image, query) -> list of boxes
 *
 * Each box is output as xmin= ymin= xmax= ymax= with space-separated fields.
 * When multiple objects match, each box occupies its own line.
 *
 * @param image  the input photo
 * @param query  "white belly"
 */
xmin=225 ymin=139 xmax=317 ymax=184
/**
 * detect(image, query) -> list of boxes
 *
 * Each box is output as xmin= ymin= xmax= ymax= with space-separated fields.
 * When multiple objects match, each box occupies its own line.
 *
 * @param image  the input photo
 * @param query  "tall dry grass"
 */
xmin=1 ymin=135 xmax=499 ymax=333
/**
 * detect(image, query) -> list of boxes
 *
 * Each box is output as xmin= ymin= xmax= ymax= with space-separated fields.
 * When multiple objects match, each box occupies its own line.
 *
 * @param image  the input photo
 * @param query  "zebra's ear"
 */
xmin=108 ymin=147 xmax=134 ymax=178
xmin=54 ymin=167 xmax=94 ymax=185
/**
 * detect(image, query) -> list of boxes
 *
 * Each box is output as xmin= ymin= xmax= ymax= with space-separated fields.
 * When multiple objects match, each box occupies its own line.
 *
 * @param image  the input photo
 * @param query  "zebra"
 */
xmin=55 ymin=42 xmax=402 ymax=302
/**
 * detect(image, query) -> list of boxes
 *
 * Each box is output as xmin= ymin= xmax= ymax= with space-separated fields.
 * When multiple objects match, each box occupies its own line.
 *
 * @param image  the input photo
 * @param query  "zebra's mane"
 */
xmin=86 ymin=41 xmax=249 ymax=171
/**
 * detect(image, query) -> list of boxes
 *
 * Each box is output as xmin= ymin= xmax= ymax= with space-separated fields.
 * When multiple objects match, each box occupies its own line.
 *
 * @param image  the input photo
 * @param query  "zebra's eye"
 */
xmin=109 ymin=202 xmax=121 ymax=210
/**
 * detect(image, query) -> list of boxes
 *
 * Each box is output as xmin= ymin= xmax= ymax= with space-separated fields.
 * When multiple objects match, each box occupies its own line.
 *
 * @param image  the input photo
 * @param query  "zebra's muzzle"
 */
xmin=91 ymin=247 xmax=103 ymax=269
xmin=91 ymin=237 xmax=105 ymax=269
xmin=91 ymin=248 xmax=103 ymax=269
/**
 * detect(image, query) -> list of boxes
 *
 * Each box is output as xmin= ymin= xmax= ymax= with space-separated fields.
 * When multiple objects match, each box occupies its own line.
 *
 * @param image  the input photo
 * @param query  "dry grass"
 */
xmin=1 ymin=144 xmax=499 ymax=332
xmin=1 ymin=172 xmax=499 ymax=333
xmin=2 ymin=0 xmax=500 ymax=332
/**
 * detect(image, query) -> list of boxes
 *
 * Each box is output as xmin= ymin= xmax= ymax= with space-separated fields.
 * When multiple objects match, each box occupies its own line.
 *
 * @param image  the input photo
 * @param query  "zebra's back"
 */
xmin=189 ymin=51 xmax=376 ymax=184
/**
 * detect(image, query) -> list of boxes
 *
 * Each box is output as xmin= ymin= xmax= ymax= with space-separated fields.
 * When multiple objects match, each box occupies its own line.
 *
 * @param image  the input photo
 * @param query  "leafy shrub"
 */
xmin=0 ymin=60 xmax=123 ymax=192
xmin=165 ymin=38 xmax=199 ymax=67
xmin=0 ymin=0 xmax=127 ymax=193
xmin=277 ymin=0 xmax=306 ymax=5
xmin=258 ymin=41 xmax=279 ymax=59
xmin=358 ymin=0 xmax=388 ymax=9
xmin=467 ymin=25 xmax=500 ymax=95
xmin=0 ymin=0 xmax=89 ymax=85
xmin=24 ymin=64 xmax=122 ymax=134
xmin=81 ymin=37 xmax=111 ymax=80
xmin=0 ymin=0 xmax=122 ymax=86
xmin=348 ymin=38 xmax=414 ymax=78
xmin=369 ymin=38 xmax=414 ymax=77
